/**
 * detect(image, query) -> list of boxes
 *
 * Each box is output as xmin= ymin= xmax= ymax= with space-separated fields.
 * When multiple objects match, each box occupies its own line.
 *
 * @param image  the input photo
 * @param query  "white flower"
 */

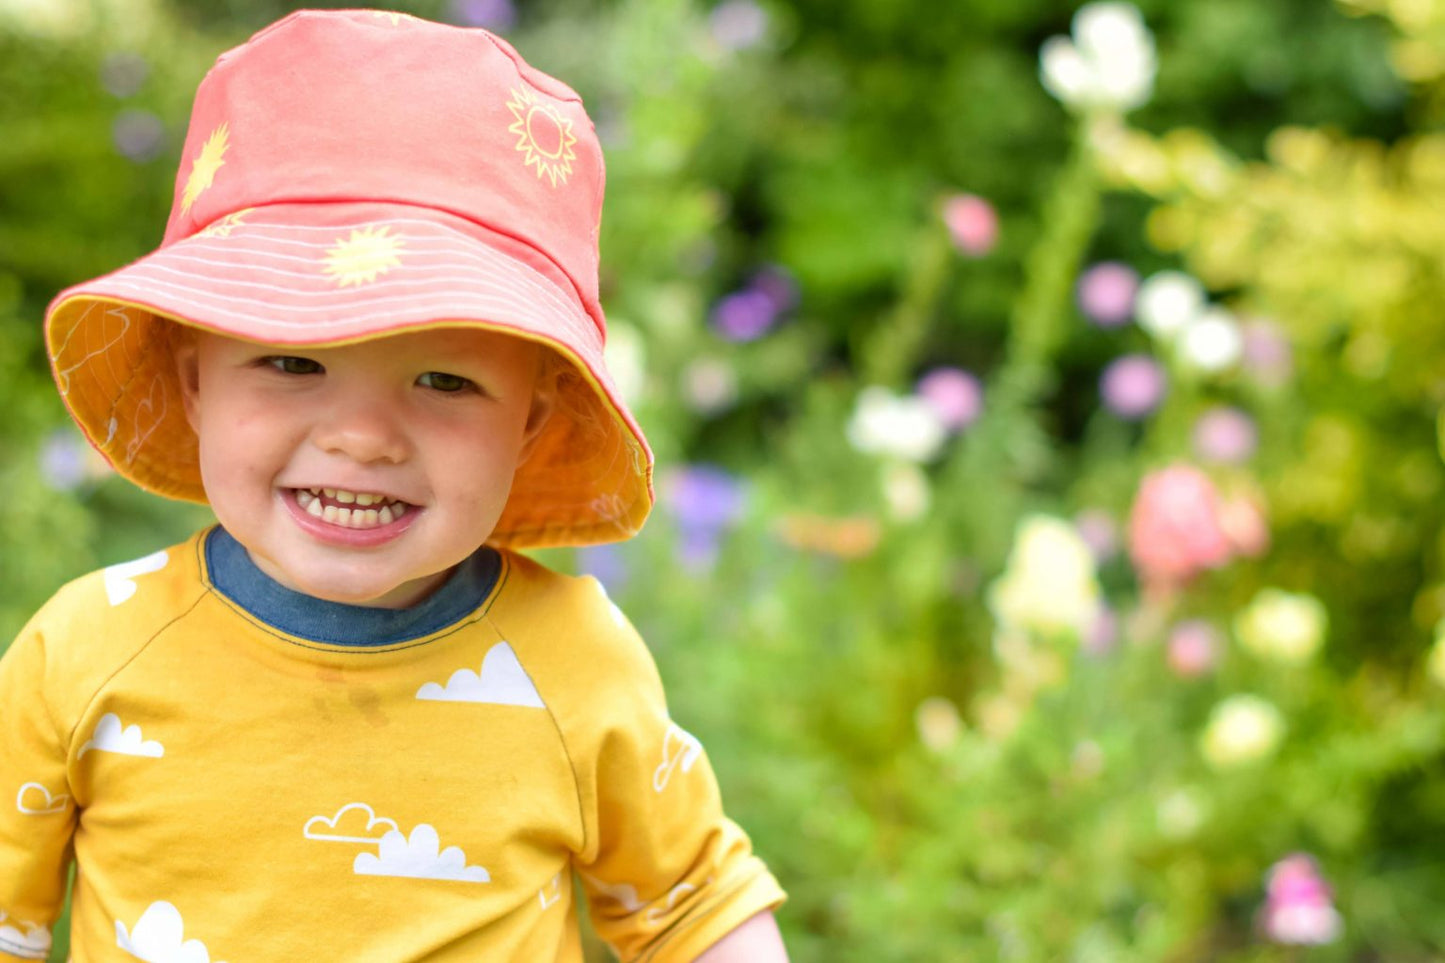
xmin=1178 ymin=308 xmax=1244 ymax=373
xmin=0 ymin=0 xmax=159 ymax=41
xmin=881 ymin=462 xmax=931 ymax=521
xmin=681 ymin=358 xmax=738 ymax=414
xmin=1135 ymin=271 xmax=1206 ymax=340
xmin=1156 ymin=789 xmax=1206 ymax=839
xmin=604 ymin=321 xmax=647 ymax=405
xmin=847 ymin=386 xmax=948 ymax=463
xmin=0 ymin=0 xmax=86 ymax=37
xmin=915 ymin=696 xmax=962 ymax=752
xmin=988 ymin=515 xmax=1103 ymax=638
xmin=1236 ymin=589 xmax=1328 ymax=665
xmin=1201 ymin=695 xmax=1284 ymax=769
xmin=1040 ymin=2 xmax=1156 ymax=113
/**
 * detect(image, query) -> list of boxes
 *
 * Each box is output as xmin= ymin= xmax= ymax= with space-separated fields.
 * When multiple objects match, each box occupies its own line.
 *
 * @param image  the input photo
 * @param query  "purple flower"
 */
xmin=709 ymin=0 xmax=769 ymax=51
xmin=941 ymin=193 xmax=998 ymax=256
xmin=39 ymin=429 xmax=90 ymax=491
xmin=1192 ymin=406 xmax=1257 ymax=464
xmin=915 ymin=367 xmax=982 ymax=431
xmin=665 ymin=465 xmax=746 ymax=572
xmin=1100 ymin=354 xmax=1166 ymax=419
xmin=112 ymin=110 xmax=165 ymax=162
xmin=1261 ymin=854 xmax=1343 ymax=945
xmin=710 ymin=288 xmax=778 ymax=342
xmin=665 ymin=465 xmax=746 ymax=532
xmin=448 ymin=0 xmax=516 ymax=30
xmin=576 ymin=544 xmax=629 ymax=593
xmin=1076 ymin=261 xmax=1138 ymax=327
xmin=100 ymin=52 xmax=149 ymax=98
xmin=749 ymin=264 xmax=799 ymax=314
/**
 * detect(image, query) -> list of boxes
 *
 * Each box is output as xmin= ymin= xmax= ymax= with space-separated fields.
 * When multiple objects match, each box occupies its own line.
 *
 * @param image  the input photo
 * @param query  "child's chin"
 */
xmin=299 ymin=571 xmax=445 ymax=610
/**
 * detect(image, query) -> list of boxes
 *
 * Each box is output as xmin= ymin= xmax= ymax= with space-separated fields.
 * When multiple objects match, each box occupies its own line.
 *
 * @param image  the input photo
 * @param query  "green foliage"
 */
xmin=3 ymin=0 xmax=1443 ymax=960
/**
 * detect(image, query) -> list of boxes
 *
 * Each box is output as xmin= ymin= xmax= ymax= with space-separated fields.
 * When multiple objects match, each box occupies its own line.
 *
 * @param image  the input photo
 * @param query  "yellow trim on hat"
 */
xmin=45 ymin=293 xmax=653 ymax=549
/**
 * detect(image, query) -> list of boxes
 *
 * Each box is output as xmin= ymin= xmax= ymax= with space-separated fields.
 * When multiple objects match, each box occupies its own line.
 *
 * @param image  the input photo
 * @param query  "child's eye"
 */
xmin=263 ymin=356 xmax=323 ymax=375
xmin=417 ymin=371 xmax=475 ymax=393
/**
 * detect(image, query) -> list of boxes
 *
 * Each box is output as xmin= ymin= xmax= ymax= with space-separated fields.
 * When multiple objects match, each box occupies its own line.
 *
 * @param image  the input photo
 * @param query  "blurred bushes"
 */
xmin=3 ymin=0 xmax=1444 ymax=960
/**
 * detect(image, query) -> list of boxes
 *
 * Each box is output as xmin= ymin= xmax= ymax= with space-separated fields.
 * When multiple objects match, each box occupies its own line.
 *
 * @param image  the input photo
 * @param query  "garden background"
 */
xmin=3 ymin=0 xmax=1444 ymax=959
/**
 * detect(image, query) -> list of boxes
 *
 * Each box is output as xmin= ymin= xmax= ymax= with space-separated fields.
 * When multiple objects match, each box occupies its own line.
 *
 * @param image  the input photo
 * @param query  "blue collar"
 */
xmin=204 ymin=527 xmax=500 ymax=647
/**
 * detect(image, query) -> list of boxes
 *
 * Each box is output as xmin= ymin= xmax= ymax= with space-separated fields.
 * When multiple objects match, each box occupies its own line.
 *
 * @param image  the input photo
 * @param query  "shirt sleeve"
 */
xmin=0 ymin=623 xmax=76 ymax=962
xmin=571 ymin=593 xmax=785 ymax=963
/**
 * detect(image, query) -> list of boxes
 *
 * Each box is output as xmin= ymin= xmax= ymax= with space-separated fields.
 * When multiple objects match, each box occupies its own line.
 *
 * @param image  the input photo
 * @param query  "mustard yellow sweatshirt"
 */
xmin=0 ymin=529 xmax=783 ymax=962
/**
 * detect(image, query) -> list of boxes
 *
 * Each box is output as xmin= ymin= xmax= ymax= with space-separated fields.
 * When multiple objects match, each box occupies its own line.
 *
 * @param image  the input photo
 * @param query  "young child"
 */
xmin=0 ymin=10 xmax=787 ymax=962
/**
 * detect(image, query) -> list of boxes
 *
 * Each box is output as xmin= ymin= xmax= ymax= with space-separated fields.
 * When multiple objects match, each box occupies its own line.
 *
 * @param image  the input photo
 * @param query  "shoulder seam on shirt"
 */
xmin=533 ymin=676 xmax=589 ymax=860
xmin=483 ymin=553 xmax=590 ymax=860
xmin=67 ymin=583 xmax=210 ymax=750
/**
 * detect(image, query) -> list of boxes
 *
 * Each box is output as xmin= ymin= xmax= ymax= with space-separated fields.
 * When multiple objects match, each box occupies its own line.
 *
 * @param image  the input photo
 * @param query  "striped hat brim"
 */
xmin=44 ymin=200 xmax=653 ymax=549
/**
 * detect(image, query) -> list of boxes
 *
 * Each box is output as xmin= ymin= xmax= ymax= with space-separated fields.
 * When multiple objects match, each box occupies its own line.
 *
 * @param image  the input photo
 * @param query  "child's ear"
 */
xmin=171 ymin=326 xmax=203 ymax=433
xmin=517 ymin=377 xmax=556 ymax=465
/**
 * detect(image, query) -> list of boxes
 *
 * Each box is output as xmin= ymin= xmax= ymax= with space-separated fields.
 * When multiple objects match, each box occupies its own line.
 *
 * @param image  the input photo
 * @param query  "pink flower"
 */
xmin=1192 ymin=406 xmax=1258 ymax=464
xmin=1128 ymin=465 xmax=1233 ymax=587
xmin=1084 ymin=606 xmax=1118 ymax=656
xmin=709 ymin=0 xmax=769 ymax=51
xmin=1166 ymin=619 xmax=1219 ymax=678
xmin=1074 ymin=509 xmax=1119 ymax=562
xmin=1218 ymin=493 xmax=1269 ymax=558
xmin=1261 ymin=854 xmax=1343 ymax=945
xmin=1076 ymin=261 xmax=1138 ymax=327
xmin=942 ymin=194 xmax=998 ymax=256
xmin=1240 ymin=320 xmax=1293 ymax=387
xmin=916 ymin=367 xmax=983 ymax=431
xmin=1100 ymin=354 xmax=1167 ymax=419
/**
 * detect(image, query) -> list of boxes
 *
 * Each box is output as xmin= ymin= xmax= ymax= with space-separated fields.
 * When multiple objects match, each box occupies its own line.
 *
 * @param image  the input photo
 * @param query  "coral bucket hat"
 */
xmin=43 ymin=8 xmax=652 ymax=549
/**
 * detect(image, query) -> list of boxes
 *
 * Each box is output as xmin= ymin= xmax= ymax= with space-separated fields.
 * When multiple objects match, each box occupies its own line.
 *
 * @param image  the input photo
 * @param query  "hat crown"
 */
xmin=166 ymin=9 xmax=605 ymax=327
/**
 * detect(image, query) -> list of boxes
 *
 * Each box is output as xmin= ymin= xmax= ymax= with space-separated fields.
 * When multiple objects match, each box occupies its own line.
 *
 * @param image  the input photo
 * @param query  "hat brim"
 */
xmin=45 ymin=201 xmax=653 ymax=549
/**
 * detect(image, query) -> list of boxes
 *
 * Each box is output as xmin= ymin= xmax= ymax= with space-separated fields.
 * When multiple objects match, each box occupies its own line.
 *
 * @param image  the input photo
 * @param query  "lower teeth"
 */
xmin=297 ymin=490 xmax=406 ymax=527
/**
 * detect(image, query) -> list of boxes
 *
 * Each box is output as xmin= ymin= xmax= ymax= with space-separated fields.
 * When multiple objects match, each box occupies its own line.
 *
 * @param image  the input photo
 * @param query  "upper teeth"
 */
xmin=320 ymin=488 xmax=386 ymax=506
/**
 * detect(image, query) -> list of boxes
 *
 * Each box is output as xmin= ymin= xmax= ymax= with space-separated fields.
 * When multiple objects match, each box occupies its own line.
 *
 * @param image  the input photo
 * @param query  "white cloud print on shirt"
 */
xmin=15 ymin=782 xmax=70 ymax=816
xmin=304 ymin=803 xmax=490 ymax=883
xmin=116 ymin=901 xmax=224 ymax=963
xmin=355 ymin=825 xmax=491 ymax=883
xmin=79 ymin=713 xmax=164 ymax=759
xmin=416 ymin=641 xmax=545 ymax=708
xmin=0 ymin=911 xmax=50 ymax=960
xmin=103 ymin=549 xmax=169 ymax=606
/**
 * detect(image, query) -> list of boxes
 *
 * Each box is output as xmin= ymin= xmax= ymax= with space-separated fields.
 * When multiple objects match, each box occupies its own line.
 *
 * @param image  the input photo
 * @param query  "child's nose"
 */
xmin=310 ymin=394 xmax=411 ymax=465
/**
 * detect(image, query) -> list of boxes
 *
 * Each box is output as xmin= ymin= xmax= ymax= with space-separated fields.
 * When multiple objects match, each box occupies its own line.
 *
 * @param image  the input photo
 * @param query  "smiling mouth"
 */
xmin=292 ymin=488 xmax=413 ymax=529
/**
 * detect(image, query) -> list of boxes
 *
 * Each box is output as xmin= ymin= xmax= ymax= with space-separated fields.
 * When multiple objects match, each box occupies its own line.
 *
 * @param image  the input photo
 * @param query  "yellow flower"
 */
xmin=1235 ymin=589 xmax=1328 ymax=664
xmin=988 ymin=515 xmax=1102 ymax=639
xmin=1201 ymin=695 xmax=1284 ymax=769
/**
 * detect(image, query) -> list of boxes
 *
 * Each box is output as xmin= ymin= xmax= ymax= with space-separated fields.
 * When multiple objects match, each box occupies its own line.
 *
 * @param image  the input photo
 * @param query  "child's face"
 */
xmin=175 ymin=326 xmax=553 ymax=609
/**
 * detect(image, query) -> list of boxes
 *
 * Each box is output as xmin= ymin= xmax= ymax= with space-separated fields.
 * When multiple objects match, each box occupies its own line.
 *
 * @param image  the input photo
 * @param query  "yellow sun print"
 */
xmin=199 ymin=208 xmax=254 ymax=238
xmin=506 ymin=87 xmax=577 ymax=188
xmin=323 ymin=226 xmax=405 ymax=287
xmin=181 ymin=123 xmax=230 ymax=214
